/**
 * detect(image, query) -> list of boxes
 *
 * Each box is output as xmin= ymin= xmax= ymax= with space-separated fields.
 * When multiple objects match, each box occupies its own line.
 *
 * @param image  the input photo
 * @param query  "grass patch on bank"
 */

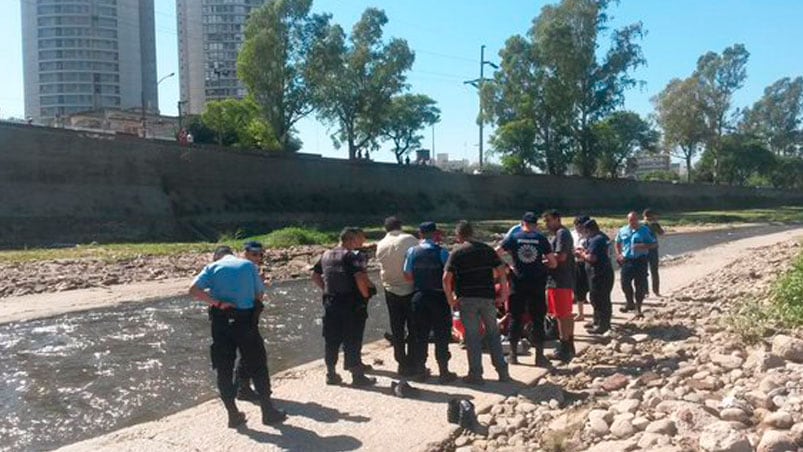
xmin=1 ymin=207 xmax=801 ymax=265
xmin=728 ymin=246 xmax=803 ymax=343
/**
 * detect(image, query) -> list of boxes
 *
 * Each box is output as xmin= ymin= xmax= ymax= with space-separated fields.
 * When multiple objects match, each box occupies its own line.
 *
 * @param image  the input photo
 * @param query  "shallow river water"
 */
xmin=0 ymin=224 xmax=794 ymax=451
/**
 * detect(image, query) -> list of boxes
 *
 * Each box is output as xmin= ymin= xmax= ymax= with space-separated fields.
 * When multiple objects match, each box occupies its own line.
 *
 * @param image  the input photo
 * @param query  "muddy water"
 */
xmin=0 ymin=224 xmax=795 ymax=451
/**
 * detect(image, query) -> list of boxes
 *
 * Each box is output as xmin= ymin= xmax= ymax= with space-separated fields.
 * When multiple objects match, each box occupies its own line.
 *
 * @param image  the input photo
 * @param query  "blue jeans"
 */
xmin=459 ymin=297 xmax=507 ymax=377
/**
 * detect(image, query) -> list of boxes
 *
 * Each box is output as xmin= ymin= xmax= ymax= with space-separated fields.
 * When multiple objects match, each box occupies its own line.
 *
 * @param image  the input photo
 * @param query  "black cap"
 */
xmin=243 ymin=241 xmax=263 ymax=252
xmin=419 ymin=221 xmax=438 ymax=233
xmin=583 ymin=219 xmax=598 ymax=230
xmin=522 ymin=212 xmax=538 ymax=224
xmin=574 ymin=215 xmax=590 ymax=226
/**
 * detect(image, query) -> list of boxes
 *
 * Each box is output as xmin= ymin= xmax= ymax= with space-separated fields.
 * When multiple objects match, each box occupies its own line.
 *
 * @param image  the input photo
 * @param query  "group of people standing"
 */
xmin=188 ymin=209 xmax=664 ymax=428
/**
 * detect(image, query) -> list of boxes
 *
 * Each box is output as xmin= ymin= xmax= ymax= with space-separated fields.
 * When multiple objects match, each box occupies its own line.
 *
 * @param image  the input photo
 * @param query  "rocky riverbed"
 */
xmin=437 ymin=240 xmax=803 ymax=452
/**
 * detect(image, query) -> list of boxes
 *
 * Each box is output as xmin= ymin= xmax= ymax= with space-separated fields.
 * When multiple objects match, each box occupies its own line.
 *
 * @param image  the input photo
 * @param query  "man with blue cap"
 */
xmin=403 ymin=222 xmax=457 ymax=383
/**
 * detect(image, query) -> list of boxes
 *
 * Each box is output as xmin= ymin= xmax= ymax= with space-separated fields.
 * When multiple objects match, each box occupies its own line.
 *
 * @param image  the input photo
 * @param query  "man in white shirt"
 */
xmin=375 ymin=216 xmax=419 ymax=376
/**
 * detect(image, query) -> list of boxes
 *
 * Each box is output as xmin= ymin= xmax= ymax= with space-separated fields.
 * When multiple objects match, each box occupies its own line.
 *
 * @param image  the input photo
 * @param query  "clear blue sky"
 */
xmin=2 ymin=0 xmax=802 ymax=164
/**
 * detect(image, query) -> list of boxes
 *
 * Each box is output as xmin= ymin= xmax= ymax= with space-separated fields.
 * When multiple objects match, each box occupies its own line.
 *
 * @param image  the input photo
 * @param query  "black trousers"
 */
xmin=647 ymin=248 xmax=660 ymax=295
xmin=588 ymin=265 xmax=614 ymax=327
xmin=509 ymin=280 xmax=547 ymax=346
xmin=385 ymin=291 xmax=414 ymax=369
xmin=620 ymin=257 xmax=649 ymax=309
xmin=574 ymin=263 xmax=589 ymax=303
xmin=322 ymin=294 xmax=362 ymax=372
xmin=210 ymin=309 xmax=271 ymax=406
xmin=234 ymin=302 xmax=264 ymax=387
xmin=411 ymin=290 xmax=452 ymax=372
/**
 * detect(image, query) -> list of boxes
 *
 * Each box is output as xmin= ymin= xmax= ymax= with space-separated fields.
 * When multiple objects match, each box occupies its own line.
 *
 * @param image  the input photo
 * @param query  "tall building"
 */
xmin=177 ymin=0 xmax=265 ymax=115
xmin=21 ymin=0 xmax=158 ymax=124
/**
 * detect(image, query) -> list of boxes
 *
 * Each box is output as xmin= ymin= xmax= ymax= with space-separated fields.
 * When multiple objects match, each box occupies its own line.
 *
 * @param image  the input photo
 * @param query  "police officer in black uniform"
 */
xmin=403 ymin=222 xmax=457 ymax=384
xmin=189 ymin=246 xmax=285 ymax=428
xmin=234 ymin=241 xmax=266 ymax=402
xmin=576 ymin=220 xmax=615 ymax=334
xmin=312 ymin=227 xmax=377 ymax=387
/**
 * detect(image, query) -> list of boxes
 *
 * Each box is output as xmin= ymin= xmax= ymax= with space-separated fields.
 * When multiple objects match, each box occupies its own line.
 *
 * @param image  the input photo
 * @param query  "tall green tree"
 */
xmin=695 ymin=133 xmax=774 ymax=186
xmin=741 ymin=76 xmax=803 ymax=157
xmin=238 ymin=0 xmax=330 ymax=151
xmin=653 ymin=77 xmax=709 ymax=182
xmin=380 ymin=94 xmax=440 ymax=164
xmin=533 ymin=0 xmax=646 ymax=176
xmin=693 ymin=43 xmax=750 ymax=183
xmin=484 ymin=0 xmax=645 ymax=176
xmin=593 ymin=111 xmax=659 ymax=178
xmin=200 ymin=98 xmax=279 ymax=150
xmin=308 ymin=8 xmax=414 ymax=160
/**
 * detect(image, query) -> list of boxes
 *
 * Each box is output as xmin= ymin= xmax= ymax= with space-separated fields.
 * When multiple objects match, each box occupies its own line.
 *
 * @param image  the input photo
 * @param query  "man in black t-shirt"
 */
xmin=543 ymin=210 xmax=576 ymax=363
xmin=497 ymin=212 xmax=557 ymax=368
xmin=443 ymin=221 xmax=511 ymax=385
xmin=575 ymin=219 xmax=615 ymax=334
xmin=312 ymin=227 xmax=377 ymax=387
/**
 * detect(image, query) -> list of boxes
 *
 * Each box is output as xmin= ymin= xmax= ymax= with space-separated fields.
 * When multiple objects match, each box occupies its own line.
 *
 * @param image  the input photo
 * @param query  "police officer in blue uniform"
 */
xmin=189 ymin=246 xmax=286 ymax=428
xmin=403 ymin=222 xmax=457 ymax=384
xmin=615 ymin=211 xmax=658 ymax=317
xmin=312 ymin=227 xmax=377 ymax=387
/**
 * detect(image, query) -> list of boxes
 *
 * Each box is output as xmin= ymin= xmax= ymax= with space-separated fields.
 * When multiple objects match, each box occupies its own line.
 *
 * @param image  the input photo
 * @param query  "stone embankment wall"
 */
xmin=1 ymin=122 xmax=801 ymax=247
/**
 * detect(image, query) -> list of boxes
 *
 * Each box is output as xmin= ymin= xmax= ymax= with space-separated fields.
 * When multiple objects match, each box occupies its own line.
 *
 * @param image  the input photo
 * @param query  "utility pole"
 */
xmin=464 ymin=45 xmax=498 ymax=169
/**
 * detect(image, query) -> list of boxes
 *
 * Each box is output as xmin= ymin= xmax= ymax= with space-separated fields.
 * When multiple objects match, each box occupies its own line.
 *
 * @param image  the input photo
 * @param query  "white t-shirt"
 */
xmin=375 ymin=230 xmax=419 ymax=296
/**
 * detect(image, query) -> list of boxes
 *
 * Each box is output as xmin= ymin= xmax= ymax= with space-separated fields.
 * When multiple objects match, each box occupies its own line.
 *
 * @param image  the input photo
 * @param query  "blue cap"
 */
xmin=419 ymin=222 xmax=438 ymax=233
xmin=243 ymin=241 xmax=263 ymax=252
xmin=522 ymin=212 xmax=538 ymax=224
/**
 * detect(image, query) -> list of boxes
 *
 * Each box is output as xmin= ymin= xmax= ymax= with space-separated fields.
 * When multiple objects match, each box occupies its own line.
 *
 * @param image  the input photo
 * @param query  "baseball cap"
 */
xmin=419 ymin=221 xmax=438 ymax=233
xmin=243 ymin=241 xmax=263 ymax=253
xmin=582 ymin=219 xmax=598 ymax=230
xmin=522 ymin=212 xmax=538 ymax=224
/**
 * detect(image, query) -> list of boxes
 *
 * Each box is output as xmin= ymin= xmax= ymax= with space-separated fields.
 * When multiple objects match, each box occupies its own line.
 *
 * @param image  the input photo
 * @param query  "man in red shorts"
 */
xmin=543 ymin=210 xmax=576 ymax=363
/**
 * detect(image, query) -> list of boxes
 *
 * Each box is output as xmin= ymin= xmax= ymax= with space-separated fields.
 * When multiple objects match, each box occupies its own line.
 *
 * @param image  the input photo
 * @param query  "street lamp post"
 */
xmin=142 ymin=72 xmax=175 ymax=138
xmin=464 ymin=45 xmax=498 ymax=169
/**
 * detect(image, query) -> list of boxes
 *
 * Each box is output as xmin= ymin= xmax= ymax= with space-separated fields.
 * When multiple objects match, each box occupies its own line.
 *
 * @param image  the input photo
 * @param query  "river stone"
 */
xmin=589 ymin=409 xmax=614 ymax=424
xmin=771 ymin=335 xmax=803 ymax=363
xmin=698 ymin=421 xmax=752 ymax=452
xmin=613 ymin=399 xmax=641 ymax=414
xmin=632 ymin=333 xmax=650 ymax=343
xmin=454 ymin=436 xmax=470 ymax=447
xmin=632 ymin=416 xmax=650 ymax=431
xmin=602 ymin=373 xmax=630 ymax=391
xmin=790 ymin=423 xmax=803 ymax=446
xmin=759 ymin=376 xmax=783 ymax=394
xmin=646 ymin=419 xmax=678 ymax=436
xmin=757 ymin=430 xmax=797 ymax=452
xmin=515 ymin=402 xmax=537 ymax=414
xmin=610 ymin=418 xmax=637 ymax=439
xmin=657 ymin=400 xmax=719 ymax=435
xmin=745 ymin=351 xmax=786 ymax=371
xmin=638 ymin=432 xmax=671 ymax=449
xmin=711 ymin=353 xmax=745 ymax=370
xmin=746 ymin=390 xmax=773 ymax=409
xmin=488 ymin=425 xmax=505 ymax=439
xmin=455 ymin=446 xmax=472 ymax=452
xmin=763 ymin=411 xmax=794 ymax=429
xmin=588 ymin=416 xmax=610 ymax=436
xmin=719 ymin=408 xmax=750 ymax=424
xmin=584 ymin=439 xmax=638 ymax=452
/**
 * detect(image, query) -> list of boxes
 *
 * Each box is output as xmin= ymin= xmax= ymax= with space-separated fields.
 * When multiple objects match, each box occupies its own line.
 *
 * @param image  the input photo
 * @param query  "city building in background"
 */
xmin=434 ymin=152 xmax=470 ymax=171
xmin=176 ymin=0 xmax=265 ymax=115
xmin=63 ymin=108 xmax=179 ymax=140
xmin=21 ymin=0 xmax=158 ymax=125
xmin=629 ymin=154 xmax=674 ymax=179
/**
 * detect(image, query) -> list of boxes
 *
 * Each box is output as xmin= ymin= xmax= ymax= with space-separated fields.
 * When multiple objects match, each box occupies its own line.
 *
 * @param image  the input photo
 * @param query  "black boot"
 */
xmin=508 ymin=341 xmax=519 ymax=365
xmin=534 ymin=343 xmax=549 ymax=368
xmin=549 ymin=340 xmax=564 ymax=360
xmin=438 ymin=362 xmax=458 ymax=384
xmin=554 ymin=339 xmax=574 ymax=363
xmin=351 ymin=369 xmax=377 ymax=387
xmin=261 ymin=399 xmax=287 ymax=425
xmin=236 ymin=382 xmax=260 ymax=403
xmin=223 ymin=399 xmax=246 ymax=428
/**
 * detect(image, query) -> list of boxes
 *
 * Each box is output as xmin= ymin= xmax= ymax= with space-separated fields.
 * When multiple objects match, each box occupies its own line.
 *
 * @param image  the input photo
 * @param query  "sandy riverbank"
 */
xmin=49 ymin=227 xmax=803 ymax=452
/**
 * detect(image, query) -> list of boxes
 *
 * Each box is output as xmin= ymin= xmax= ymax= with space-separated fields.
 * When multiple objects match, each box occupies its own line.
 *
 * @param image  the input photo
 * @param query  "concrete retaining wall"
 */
xmin=1 ymin=122 xmax=801 ymax=247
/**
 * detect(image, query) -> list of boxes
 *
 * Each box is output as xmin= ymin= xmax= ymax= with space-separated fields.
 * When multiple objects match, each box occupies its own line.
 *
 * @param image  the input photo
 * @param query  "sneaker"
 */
xmin=588 ymin=325 xmax=609 ymax=335
xmin=411 ymin=368 xmax=430 ymax=383
xmin=462 ymin=374 xmax=485 ymax=386
xmin=549 ymin=341 xmax=565 ymax=360
xmin=227 ymin=411 xmax=247 ymax=428
xmin=326 ymin=373 xmax=343 ymax=386
xmin=261 ymin=404 xmax=287 ymax=425
xmin=236 ymin=386 xmax=260 ymax=403
xmin=351 ymin=374 xmax=377 ymax=387
xmin=534 ymin=353 xmax=550 ymax=368
xmin=438 ymin=371 xmax=458 ymax=384
xmin=620 ymin=305 xmax=635 ymax=313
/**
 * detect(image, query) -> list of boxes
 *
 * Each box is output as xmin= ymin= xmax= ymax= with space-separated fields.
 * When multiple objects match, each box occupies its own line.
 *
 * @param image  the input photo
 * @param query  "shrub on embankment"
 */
xmin=729 ymin=246 xmax=803 ymax=343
